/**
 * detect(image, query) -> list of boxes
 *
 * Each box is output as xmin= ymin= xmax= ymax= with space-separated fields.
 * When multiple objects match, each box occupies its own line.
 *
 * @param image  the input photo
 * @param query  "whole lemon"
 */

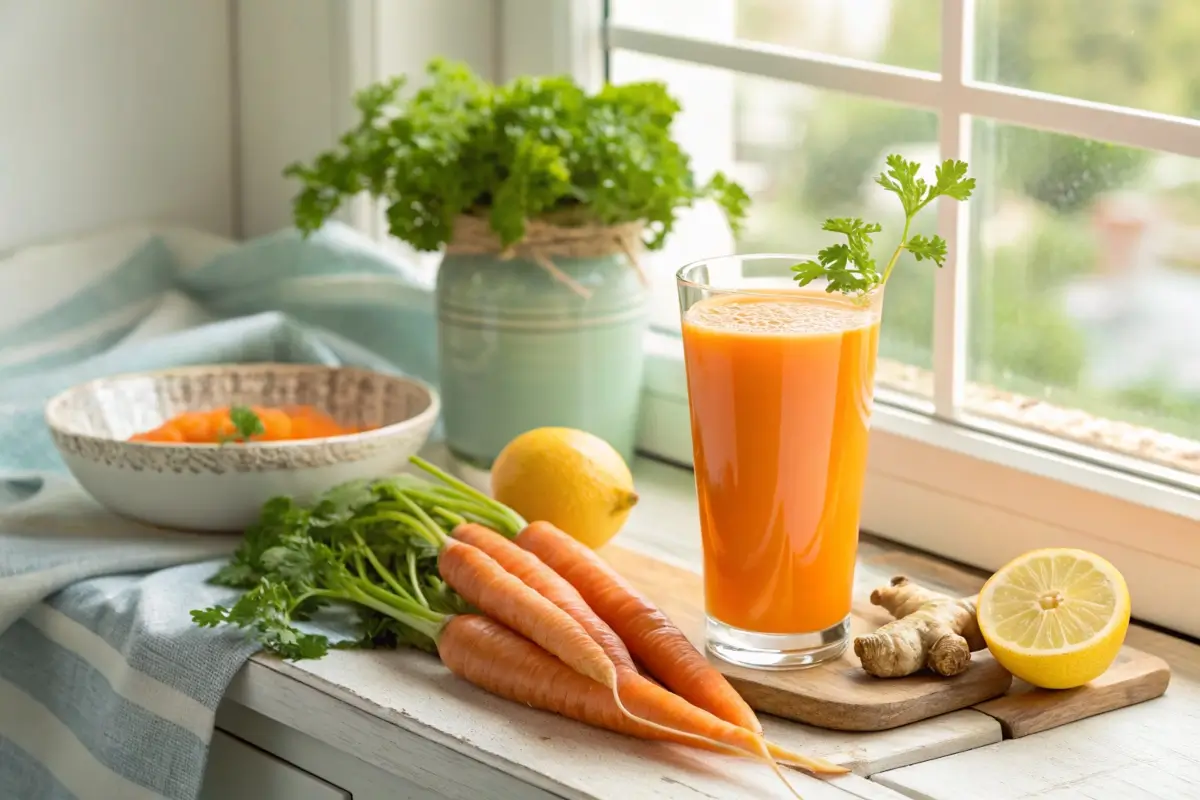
xmin=490 ymin=427 xmax=638 ymax=549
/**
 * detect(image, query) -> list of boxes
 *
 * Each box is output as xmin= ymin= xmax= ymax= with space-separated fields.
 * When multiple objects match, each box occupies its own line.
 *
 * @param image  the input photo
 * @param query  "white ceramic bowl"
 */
xmin=45 ymin=363 xmax=440 ymax=532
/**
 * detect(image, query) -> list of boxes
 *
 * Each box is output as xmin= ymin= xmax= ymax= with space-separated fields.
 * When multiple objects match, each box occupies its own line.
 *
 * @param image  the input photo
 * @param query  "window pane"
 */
xmin=974 ymin=0 xmax=1200 ymax=119
xmin=611 ymin=0 xmax=940 ymax=72
xmin=968 ymin=121 xmax=1200 ymax=476
xmin=609 ymin=49 xmax=939 ymax=391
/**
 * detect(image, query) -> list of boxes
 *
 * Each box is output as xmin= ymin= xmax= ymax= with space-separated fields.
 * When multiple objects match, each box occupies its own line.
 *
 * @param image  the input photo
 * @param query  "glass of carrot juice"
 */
xmin=678 ymin=254 xmax=883 ymax=669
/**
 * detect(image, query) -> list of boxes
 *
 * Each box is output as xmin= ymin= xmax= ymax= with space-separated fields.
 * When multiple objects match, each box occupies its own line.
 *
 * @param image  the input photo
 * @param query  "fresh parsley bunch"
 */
xmin=285 ymin=58 xmax=750 ymax=251
xmin=792 ymin=154 xmax=975 ymax=296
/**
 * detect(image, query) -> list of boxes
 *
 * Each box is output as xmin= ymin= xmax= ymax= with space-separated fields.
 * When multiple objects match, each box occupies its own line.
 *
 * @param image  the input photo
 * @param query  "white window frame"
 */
xmin=497 ymin=0 xmax=1200 ymax=638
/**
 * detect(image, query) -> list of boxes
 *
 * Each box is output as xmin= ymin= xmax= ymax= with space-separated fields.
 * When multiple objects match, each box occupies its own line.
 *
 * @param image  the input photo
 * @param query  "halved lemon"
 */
xmin=977 ymin=548 xmax=1130 ymax=689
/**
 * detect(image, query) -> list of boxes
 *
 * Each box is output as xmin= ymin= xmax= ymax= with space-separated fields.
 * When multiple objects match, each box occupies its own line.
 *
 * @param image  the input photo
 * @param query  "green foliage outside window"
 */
xmin=736 ymin=0 xmax=1200 ymax=439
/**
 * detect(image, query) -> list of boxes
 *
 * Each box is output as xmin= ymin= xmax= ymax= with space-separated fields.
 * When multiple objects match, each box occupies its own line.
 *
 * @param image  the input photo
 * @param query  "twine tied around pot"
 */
xmin=444 ymin=214 xmax=649 ymax=299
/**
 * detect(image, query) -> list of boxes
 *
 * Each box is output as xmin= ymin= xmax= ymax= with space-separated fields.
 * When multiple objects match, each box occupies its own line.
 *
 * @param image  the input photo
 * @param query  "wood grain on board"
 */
xmin=602 ymin=545 xmax=1171 ymax=736
xmin=603 ymin=545 xmax=1012 ymax=732
xmin=973 ymin=647 xmax=1172 ymax=738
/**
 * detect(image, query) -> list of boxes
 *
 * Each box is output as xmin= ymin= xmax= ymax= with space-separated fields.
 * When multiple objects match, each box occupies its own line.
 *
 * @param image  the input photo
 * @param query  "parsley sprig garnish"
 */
xmin=217 ymin=405 xmax=265 ymax=445
xmin=792 ymin=154 xmax=975 ymax=296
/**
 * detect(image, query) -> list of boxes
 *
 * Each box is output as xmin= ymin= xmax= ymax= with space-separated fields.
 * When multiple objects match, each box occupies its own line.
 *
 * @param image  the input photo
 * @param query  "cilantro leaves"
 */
xmin=192 ymin=582 xmax=331 ymax=660
xmin=286 ymin=58 xmax=750 ymax=252
xmin=792 ymin=154 xmax=975 ymax=296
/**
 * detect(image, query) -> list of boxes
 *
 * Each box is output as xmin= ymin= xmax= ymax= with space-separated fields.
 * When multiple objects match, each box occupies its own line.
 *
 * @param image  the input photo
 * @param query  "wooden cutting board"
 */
xmin=603 ymin=545 xmax=1171 ymax=736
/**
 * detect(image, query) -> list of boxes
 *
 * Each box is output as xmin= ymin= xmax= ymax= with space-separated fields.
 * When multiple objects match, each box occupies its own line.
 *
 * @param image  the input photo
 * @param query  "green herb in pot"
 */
xmin=284 ymin=58 xmax=750 ymax=251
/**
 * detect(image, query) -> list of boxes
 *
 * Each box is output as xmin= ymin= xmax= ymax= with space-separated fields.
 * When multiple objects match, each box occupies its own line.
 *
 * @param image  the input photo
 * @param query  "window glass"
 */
xmin=974 ymin=0 xmax=1200 ymax=119
xmin=610 ymin=49 xmax=939 ymax=392
xmin=967 ymin=121 xmax=1200 ymax=475
xmin=611 ymin=0 xmax=941 ymax=72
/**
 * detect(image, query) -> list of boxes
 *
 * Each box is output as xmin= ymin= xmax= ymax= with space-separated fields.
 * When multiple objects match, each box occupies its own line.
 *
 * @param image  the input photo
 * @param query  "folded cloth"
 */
xmin=0 ymin=224 xmax=438 ymax=800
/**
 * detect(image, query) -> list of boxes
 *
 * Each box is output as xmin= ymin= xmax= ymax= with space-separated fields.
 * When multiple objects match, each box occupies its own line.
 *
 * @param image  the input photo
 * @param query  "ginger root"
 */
xmin=853 ymin=576 xmax=987 ymax=678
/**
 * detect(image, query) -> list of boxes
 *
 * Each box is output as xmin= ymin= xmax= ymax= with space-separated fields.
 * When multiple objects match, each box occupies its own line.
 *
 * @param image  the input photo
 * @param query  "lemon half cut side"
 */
xmin=977 ymin=548 xmax=1131 ymax=690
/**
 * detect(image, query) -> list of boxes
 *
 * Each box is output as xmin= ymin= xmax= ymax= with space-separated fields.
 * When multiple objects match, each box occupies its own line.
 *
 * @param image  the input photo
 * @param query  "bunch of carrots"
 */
xmin=192 ymin=456 xmax=845 ymax=796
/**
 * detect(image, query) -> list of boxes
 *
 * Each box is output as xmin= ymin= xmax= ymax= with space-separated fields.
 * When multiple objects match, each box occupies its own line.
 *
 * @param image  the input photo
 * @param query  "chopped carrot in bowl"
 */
xmin=128 ymin=404 xmax=372 ymax=444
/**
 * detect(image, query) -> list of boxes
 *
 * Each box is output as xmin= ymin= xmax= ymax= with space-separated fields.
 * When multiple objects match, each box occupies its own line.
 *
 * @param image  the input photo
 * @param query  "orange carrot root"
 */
xmin=439 ymin=615 xmax=809 ymax=799
xmin=452 ymin=524 xmax=841 ymax=789
xmin=452 ymin=524 xmax=638 ymax=671
xmin=515 ymin=520 xmax=765 ymax=734
xmin=437 ymin=539 xmax=616 ymax=687
xmin=437 ymin=534 xmax=727 ymax=770
xmin=446 ymin=528 xmax=744 ymax=748
xmin=439 ymin=614 xmax=733 ymax=747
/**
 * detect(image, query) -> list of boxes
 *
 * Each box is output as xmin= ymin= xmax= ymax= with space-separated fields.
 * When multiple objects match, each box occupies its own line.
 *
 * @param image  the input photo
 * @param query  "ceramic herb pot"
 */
xmin=436 ymin=231 xmax=649 ymax=470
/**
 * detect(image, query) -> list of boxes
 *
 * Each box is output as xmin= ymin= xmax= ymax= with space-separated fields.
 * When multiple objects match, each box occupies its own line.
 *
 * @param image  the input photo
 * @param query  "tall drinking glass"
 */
xmin=677 ymin=255 xmax=884 ymax=670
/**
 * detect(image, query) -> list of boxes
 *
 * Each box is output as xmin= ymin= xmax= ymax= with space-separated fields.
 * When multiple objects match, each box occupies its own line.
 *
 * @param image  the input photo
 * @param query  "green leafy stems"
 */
xmin=190 ymin=456 xmax=528 ymax=660
xmin=791 ymin=154 xmax=975 ymax=299
xmin=284 ymin=58 xmax=750 ymax=253
xmin=190 ymin=535 xmax=447 ymax=660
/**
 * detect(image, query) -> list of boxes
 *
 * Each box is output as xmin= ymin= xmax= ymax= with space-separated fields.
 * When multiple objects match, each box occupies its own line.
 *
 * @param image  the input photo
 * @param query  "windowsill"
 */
xmin=639 ymin=328 xmax=1200 ymax=517
xmin=217 ymin=447 xmax=1200 ymax=799
xmin=636 ymin=329 xmax=1200 ymax=639
xmin=872 ymin=360 xmax=1200 ymax=493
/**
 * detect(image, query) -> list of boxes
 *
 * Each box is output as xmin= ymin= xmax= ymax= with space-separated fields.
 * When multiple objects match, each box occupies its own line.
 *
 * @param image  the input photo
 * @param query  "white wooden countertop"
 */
xmin=221 ymin=456 xmax=1200 ymax=800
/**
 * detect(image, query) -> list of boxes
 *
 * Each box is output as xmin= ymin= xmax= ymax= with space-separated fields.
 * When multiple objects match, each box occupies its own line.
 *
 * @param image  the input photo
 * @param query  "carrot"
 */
xmin=437 ymin=539 xmax=617 ymax=687
xmin=441 ymin=617 xmax=842 ymax=799
xmin=383 ymin=492 xmax=618 ymax=692
xmin=454 ymin=522 xmax=843 ymax=778
xmin=516 ymin=520 xmax=765 ymax=735
xmin=251 ymin=406 xmax=294 ymax=441
xmin=442 ymin=614 xmax=757 ymax=753
xmin=130 ymin=427 xmax=185 ymax=443
xmin=372 ymin=501 xmax=808 ymax=797
xmin=403 ymin=457 xmax=841 ymax=778
xmin=437 ymin=535 xmax=780 ymax=766
xmin=434 ymin=613 xmax=794 ymax=768
xmin=169 ymin=412 xmax=216 ymax=443
xmin=453 ymin=523 xmax=638 ymax=672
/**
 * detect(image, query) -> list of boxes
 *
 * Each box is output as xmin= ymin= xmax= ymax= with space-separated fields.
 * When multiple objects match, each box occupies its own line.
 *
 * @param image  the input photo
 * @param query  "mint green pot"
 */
xmin=437 ymin=252 xmax=650 ymax=470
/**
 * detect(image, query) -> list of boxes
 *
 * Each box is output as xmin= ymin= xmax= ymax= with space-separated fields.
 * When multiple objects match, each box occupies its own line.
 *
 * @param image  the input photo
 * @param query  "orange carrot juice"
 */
xmin=681 ymin=289 xmax=881 ymax=645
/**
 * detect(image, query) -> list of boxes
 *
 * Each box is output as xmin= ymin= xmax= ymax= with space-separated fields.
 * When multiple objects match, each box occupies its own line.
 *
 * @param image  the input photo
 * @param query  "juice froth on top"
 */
xmin=684 ymin=294 xmax=877 ymax=336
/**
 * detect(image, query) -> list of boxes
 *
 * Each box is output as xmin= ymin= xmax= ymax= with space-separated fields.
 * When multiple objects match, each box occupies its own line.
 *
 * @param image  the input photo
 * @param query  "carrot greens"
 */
xmin=191 ymin=475 xmax=487 ymax=659
xmin=408 ymin=455 xmax=527 ymax=536
xmin=791 ymin=154 xmax=975 ymax=296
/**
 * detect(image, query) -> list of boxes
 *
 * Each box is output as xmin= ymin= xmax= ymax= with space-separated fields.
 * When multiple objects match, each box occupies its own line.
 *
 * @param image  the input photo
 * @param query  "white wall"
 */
xmin=236 ymin=0 xmax=498 ymax=239
xmin=235 ymin=0 xmax=343 ymax=240
xmin=0 ymin=0 xmax=502 ymax=250
xmin=0 ymin=0 xmax=235 ymax=252
xmin=376 ymin=0 xmax=497 ymax=81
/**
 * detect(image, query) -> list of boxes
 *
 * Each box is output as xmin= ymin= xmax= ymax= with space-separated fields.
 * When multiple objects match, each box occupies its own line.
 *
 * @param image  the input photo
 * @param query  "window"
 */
xmin=498 ymin=0 xmax=1200 ymax=638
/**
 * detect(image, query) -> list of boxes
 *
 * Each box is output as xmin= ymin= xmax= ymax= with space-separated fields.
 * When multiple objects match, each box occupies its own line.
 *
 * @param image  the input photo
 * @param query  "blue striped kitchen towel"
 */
xmin=0 ymin=223 xmax=438 ymax=799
